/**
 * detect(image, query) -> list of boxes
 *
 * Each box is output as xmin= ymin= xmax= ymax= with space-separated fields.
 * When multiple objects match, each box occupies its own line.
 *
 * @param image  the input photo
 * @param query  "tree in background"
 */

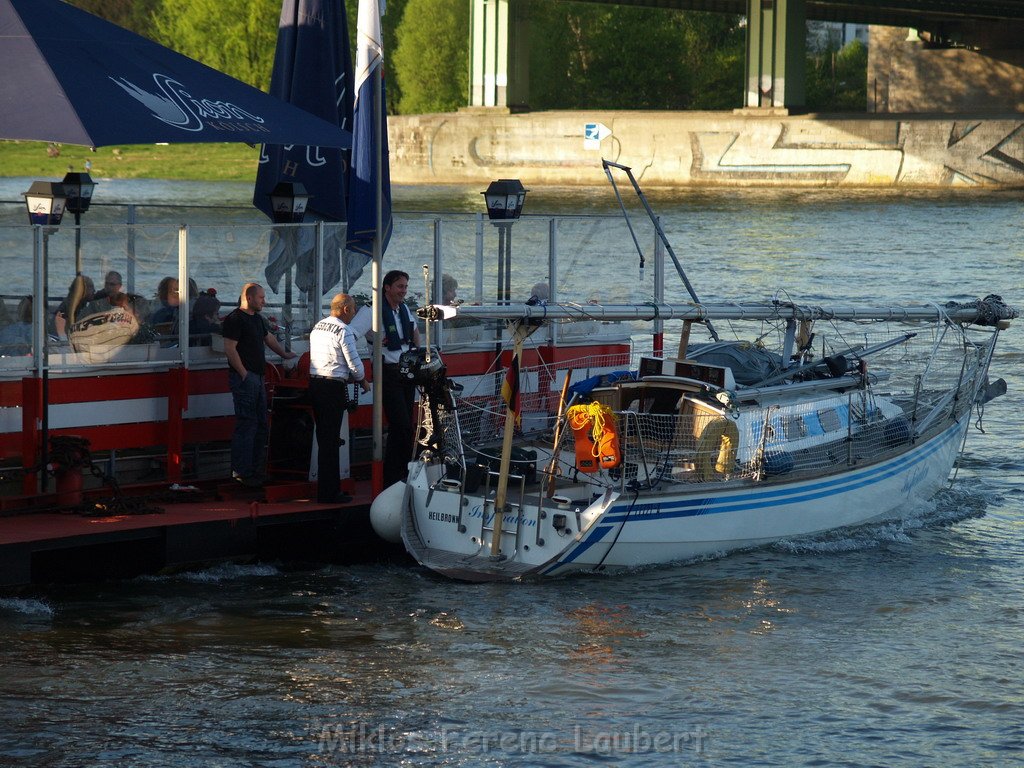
xmin=71 ymin=0 xmax=161 ymax=32
xmin=392 ymin=0 xmax=469 ymax=114
xmin=676 ymin=13 xmax=746 ymax=110
xmin=150 ymin=0 xmax=280 ymax=91
xmin=806 ymin=39 xmax=868 ymax=112
xmin=528 ymin=4 xmax=743 ymax=111
xmin=381 ymin=0 xmax=409 ymax=114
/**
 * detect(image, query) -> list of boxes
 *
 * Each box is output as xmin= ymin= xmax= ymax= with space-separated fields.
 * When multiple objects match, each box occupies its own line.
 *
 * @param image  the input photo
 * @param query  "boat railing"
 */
xmin=901 ymin=329 xmax=993 ymax=438
xmin=0 ymin=207 xmax=665 ymax=377
xmin=604 ymin=396 xmax=912 ymax=488
xmin=430 ymin=323 xmax=994 ymax=496
xmin=476 ymin=467 xmax=528 ymax=559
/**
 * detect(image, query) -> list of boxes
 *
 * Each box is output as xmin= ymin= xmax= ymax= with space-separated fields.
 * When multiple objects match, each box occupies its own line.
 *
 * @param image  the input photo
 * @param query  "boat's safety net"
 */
xmin=446 ymin=351 xmax=631 ymax=445
xmin=430 ymin=322 xmax=996 ymax=490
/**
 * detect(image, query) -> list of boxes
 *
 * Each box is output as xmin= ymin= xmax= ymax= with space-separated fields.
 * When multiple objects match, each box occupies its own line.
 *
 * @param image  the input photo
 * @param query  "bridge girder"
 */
xmin=578 ymin=0 xmax=1024 ymax=27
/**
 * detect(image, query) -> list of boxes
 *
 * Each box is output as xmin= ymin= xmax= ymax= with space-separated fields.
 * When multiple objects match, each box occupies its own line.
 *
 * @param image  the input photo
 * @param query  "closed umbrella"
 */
xmin=253 ymin=0 xmax=355 ymax=296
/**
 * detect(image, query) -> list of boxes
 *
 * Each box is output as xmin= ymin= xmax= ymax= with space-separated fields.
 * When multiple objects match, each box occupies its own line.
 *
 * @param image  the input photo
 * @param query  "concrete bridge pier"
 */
xmin=470 ymin=0 xmax=530 ymax=109
xmin=744 ymin=0 xmax=806 ymax=110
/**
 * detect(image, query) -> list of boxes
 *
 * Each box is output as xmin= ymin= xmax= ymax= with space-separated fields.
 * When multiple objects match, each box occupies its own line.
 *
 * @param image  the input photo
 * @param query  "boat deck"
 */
xmin=0 ymin=479 xmax=402 ymax=588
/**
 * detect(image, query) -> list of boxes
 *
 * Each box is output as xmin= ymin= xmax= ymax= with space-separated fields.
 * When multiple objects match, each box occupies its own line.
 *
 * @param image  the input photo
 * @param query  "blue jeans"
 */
xmin=229 ymin=370 xmax=268 ymax=479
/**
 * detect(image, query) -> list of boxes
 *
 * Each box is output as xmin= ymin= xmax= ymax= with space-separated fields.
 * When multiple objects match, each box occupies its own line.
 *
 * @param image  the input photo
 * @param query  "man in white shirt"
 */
xmin=308 ymin=293 xmax=370 ymax=503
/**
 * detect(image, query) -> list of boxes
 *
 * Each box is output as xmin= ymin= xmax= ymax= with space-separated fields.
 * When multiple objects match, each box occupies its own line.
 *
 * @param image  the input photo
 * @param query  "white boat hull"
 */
xmin=403 ymin=418 xmax=968 ymax=581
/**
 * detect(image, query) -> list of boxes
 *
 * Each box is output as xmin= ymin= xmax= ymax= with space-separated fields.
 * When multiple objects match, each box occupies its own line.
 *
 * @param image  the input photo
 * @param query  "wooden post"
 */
xmin=677 ymin=319 xmax=693 ymax=359
xmin=545 ymin=369 xmax=573 ymax=498
xmin=490 ymin=329 xmax=526 ymax=559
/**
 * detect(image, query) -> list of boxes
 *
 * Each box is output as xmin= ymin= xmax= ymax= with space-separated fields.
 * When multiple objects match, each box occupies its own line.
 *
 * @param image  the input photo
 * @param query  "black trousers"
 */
xmin=309 ymin=377 xmax=349 ymax=503
xmin=382 ymin=363 xmax=416 ymax=487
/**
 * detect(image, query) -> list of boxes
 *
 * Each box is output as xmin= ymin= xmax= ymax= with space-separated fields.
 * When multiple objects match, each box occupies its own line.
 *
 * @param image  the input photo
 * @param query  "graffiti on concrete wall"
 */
xmin=390 ymin=114 xmax=1024 ymax=187
xmin=689 ymin=120 xmax=1024 ymax=186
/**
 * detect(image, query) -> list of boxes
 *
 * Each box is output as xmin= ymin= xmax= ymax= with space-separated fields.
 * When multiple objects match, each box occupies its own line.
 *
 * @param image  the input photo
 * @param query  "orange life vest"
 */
xmin=566 ymin=402 xmax=621 ymax=473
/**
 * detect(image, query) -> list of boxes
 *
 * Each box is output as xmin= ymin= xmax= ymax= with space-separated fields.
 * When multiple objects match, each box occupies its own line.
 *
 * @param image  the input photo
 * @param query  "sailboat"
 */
xmin=373 ymin=163 xmax=1018 ymax=582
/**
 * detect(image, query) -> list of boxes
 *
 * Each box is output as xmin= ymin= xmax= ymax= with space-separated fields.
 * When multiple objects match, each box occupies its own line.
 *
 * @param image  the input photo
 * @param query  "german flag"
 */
xmin=501 ymin=352 xmax=521 ymax=427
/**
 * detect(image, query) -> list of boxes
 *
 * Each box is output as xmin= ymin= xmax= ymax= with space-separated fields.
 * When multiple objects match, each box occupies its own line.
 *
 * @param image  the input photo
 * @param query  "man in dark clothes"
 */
xmin=378 ymin=270 xmax=420 ymax=488
xmin=222 ymin=282 xmax=295 ymax=487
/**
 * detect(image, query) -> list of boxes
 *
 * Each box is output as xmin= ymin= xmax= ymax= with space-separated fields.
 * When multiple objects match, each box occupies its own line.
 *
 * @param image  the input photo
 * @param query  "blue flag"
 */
xmin=345 ymin=0 xmax=393 ymax=284
xmin=253 ymin=0 xmax=353 ymax=293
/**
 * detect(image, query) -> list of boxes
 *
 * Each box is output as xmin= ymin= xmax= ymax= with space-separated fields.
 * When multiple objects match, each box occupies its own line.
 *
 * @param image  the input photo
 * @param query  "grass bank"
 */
xmin=0 ymin=140 xmax=259 ymax=181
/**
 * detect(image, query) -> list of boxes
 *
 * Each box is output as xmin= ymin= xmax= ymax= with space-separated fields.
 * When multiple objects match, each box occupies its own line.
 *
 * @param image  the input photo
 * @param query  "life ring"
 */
xmin=695 ymin=417 xmax=740 ymax=481
xmin=69 ymin=308 xmax=140 ymax=361
xmin=566 ymin=402 xmax=621 ymax=473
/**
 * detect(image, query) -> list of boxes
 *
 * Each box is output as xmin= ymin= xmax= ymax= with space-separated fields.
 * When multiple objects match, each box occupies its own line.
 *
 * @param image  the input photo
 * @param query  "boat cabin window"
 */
xmin=817 ymin=407 xmax=842 ymax=433
xmin=782 ymin=414 xmax=807 ymax=440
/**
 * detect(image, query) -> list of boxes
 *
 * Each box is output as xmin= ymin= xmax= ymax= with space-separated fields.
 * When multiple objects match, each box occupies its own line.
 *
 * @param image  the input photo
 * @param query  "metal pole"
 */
xmin=602 ymin=159 xmax=719 ymax=341
xmin=126 ymin=205 xmax=137 ymax=295
xmin=284 ymin=269 xmax=293 ymax=353
xmin=496 ymin=224 xmax=506 ymax=304
xmin=315 ymin=221 xmax=325 ymax=322
xmin=177 ymin=225 xmax=190 ymax=367
xmin=33 ymin=227 xmax=48 ymax=493
xmin=653 ymin=217 xmax=665 ymax=356
xmin=474 ymin=213 xmax=484 ymax=303
xmin=504 ymin=224 xmax=512 ymax=304
xmin=74 ymin=211 xmax=82 ymax=276
xmin=446 ymin=302 xmax=1015 ymax=325
xmin=489 ymin=224 xmax=501 ymax=397
xmin=371 ymin=59 xmax=384 ymax=496
xmin=41 ymin=231 xmax=50 ymax=494
xmin=547 ymin=217 xmax=557 ymax=345
xmin=433 ymin=218 xmax=442 ymax=347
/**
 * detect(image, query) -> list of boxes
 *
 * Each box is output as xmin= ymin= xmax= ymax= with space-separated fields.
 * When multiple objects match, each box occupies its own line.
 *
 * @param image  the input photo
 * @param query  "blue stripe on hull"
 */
xmin=542 ymin=419 xmax=965 ymax=575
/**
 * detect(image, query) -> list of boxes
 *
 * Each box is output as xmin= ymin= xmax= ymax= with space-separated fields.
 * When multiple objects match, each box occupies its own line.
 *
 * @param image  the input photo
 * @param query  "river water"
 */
xmin=1 ymin=180 xmax=1022 ymax=767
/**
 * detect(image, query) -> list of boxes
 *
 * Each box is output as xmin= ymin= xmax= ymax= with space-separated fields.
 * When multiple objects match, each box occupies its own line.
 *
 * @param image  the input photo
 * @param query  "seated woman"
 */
xmin=150 ymin=276 xmax=181 ymax=332
xmin=149 ymin=277 xmax=198 ymax=345
xmin=440 ymin=273 xmax=481 ymax=329
xmin=189 ymin=290 xmax=222 ymax=346
xmin=0 ymin=296 xmax=33 ymax=356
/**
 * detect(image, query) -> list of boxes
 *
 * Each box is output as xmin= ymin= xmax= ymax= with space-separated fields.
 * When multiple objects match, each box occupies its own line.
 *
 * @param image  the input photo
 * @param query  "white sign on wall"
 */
xmin=583 ymin=122 xmax=612 ymax=150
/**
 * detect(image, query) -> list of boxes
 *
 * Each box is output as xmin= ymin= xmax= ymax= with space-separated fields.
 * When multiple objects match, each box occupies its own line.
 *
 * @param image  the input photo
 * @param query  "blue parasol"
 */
xmin=0 ymin=0 xmax=351 ymax=149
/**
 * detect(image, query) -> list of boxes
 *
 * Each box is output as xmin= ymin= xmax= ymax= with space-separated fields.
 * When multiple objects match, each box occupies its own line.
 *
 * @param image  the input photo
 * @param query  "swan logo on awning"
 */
xmin=109 ymin=73 xmax=270 ymax=134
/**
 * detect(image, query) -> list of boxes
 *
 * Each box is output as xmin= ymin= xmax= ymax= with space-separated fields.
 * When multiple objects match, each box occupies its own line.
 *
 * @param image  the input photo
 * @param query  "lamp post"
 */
xmin=61 ymin=172 xmax=96 ymax=276
xmin=482 ymin=179 xmax=527 ymax=304
xmin=23 ymin=181 xmax=67 ymax=495
xmin=268 ymin=182 xmax=311 ymax=352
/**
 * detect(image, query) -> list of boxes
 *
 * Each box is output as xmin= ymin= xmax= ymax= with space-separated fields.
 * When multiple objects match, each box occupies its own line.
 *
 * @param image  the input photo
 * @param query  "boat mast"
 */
xmin=443 ymin=300 xmax=1017 ymax=326
xmin=602 ymin=159 xmax=719 ymax=342
xmin=490 ymin=320 xmax=539 ymax=559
